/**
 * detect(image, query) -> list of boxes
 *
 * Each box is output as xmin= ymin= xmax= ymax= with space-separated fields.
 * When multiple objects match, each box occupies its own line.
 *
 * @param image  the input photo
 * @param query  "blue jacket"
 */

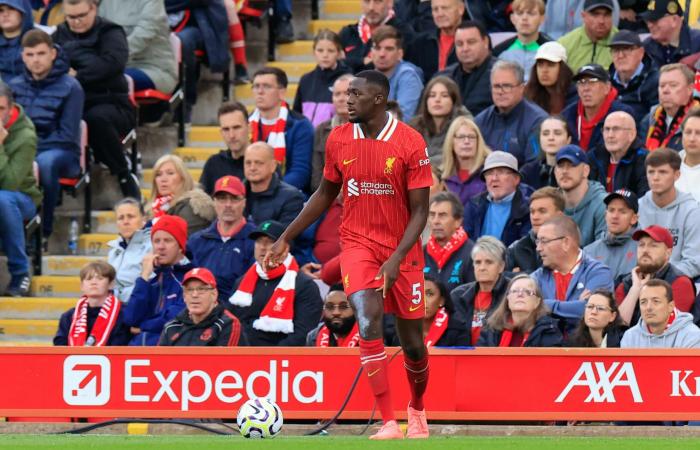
xmin=609 ymin=55 xmax=659 ymax=124
xmin=531 ymin=253 xmax=614 ymax=323
xmin=474 ymin=99 xmax=548 ymax=166
xmin=463 ymin=184 xmax=533 ymax=247
xmin=476 ymin=315 xmax=563 ymax=347
xmin=122 ymin=259 xmax=194 ymax=346
xmin=188 ymin=220 xmax=256 ymax=301
xmin=643 ymin=23 xmax=700 ymax=68
xmin=561 ymin=97 xmax=635 ymax=151
xmin=165 ymin=0 xmax=230 ymax=73
xmin=0 ymin=0 xmax=33 ymax=81
xmin=10 ymin=46 xmax=84 ymax=156
xmin=388 ymin=60 xmax=424 ymax=122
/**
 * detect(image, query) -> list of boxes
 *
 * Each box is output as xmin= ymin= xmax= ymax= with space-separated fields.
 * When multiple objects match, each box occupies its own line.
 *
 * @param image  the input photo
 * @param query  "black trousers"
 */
xmin=84 ymin=101 xmax=135 ymax=176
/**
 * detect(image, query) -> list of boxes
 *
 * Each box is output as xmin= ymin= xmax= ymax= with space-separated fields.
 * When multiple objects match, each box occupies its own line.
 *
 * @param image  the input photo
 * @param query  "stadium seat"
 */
xmin=194 ymin=49 xmax=231 ymax=103
xmin=123 ymin=76 xmax=141 ymax=176
xmin=133 ymin=33 xmax=187 ymax=147
xmin=58 ymin=120 xmax=91 ymax=234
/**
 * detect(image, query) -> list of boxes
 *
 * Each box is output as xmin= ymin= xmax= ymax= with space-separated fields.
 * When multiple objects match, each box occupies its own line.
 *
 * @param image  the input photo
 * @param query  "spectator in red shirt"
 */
xmin=615 ymin=225 xmax=697 ymax=326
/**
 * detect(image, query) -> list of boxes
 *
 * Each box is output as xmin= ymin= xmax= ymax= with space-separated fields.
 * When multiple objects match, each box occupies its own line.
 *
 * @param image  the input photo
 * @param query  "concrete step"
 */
xmin=42 ymin=255 xmax=106 ymax=277
xmin=142 ymin=168 xmax=203 ymax=188
xmin=78 ymin=233 xmax=117 ymax=256
xmin=174 ymin=146 xmax=220 ymax=167
xmin=277 ymin=41 xmax=314 ymax=62
xmin=268 ymin=61 xmax=316 ymax=83
xmin=0 ymin=319 xmax=58 ymax=337
xmin=30 ymin=276 xmax=81 ymax=298
xmin=309 ymin=19 xmax=348 ymax=35
xmin=0 ymin=297 xmax=75 ymax=319
xmin=323 ymin=0 xmax=361 ymax=18
xmin=189 ymin=126 xmax=223 ymax=143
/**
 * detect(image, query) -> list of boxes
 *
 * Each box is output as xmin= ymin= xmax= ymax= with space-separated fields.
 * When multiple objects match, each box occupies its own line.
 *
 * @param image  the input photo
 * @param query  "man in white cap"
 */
xmin=463 ymin=151 xmax=532 ymax=246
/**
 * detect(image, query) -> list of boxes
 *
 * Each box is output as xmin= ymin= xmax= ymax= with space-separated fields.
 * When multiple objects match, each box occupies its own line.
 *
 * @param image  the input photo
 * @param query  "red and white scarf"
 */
xmin=229 ymin=254 xmax=298 ymax=333
xmin=152 ymin=194 xmax=173 ymax=219
xmin=68 ymin=295 xmax=121 ymax=347
xmin=426 ymin=227 xmax=468 ymax=270
xmin=249 ymin=102 xmax=289 ymax=167
xmin=358 ymin=9 xmax=395 ymax=43
xmin=316 ymin=322 xmax=361 ymax=347
xmin=425 ymin=307 xmax=449 ymax=347
xmin=647 ymin=308 xmax=679 ymax=334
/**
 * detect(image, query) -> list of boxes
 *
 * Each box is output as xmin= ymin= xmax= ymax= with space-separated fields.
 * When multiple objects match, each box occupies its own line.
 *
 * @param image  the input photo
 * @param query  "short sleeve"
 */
xmin=406 ymin=133 xmax=433 ymax=190
xmin=323 ymin=128 xmax=342 ymax=184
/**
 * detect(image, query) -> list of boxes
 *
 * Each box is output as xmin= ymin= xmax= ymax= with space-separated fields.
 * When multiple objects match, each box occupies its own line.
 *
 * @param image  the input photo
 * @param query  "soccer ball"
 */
xmin=236 ymin=397 xmax=283 ymax=438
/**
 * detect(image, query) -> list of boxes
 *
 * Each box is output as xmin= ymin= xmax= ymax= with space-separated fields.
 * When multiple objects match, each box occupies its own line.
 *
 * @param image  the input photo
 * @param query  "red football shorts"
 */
xmin=339 ymin=246 xmax=425 ymax=320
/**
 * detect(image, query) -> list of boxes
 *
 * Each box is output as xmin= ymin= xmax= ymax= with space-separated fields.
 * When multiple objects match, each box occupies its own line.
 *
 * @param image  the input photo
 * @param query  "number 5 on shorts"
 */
xmin=411 ymin=283 xmax=422 ymax=305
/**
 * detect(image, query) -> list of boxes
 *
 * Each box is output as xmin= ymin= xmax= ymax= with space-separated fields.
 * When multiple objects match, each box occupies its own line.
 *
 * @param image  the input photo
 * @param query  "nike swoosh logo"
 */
xmin=343 ymin=158 xmax=357 ymax=165
xmin=409 ymin=305 xmax=423 ymax=312
xmin=367 ymin=368 xmax=381 ymax=377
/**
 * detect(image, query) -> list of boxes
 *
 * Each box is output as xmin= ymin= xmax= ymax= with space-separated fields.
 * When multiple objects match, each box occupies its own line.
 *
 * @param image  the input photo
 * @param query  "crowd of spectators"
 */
xmin=20 ymin=0 xmax=700 ymax=350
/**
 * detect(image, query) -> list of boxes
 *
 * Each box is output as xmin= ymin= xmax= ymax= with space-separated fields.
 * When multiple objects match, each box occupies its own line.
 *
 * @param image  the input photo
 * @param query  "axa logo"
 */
xmin=347 ymin=178 xmax=360 ymax=197
xmin=63 ymin=355 xmax=111 ymax=406
xmin=555 ymin=362 xmax=643 ymax=403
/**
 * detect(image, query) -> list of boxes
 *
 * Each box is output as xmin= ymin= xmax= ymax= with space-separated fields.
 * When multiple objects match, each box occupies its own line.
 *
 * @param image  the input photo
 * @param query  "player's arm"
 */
xmin=376 ymin=187 xmax=430 ymax=295
xmin=265 ymin=178 xmax=341 ymax=268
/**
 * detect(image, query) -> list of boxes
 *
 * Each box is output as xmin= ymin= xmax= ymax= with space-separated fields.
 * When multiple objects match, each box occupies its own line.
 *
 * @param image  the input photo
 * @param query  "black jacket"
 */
xmin=450 ymin=275 xmax=510 ymax=346
xmin=53 ymin=17 xmax=131 ymax=109
xmin=464 ymin=186 xmax=532 ymax=246
xmin=565 ymin=324 xmax=627 ymax=348
xmin=244 ymin=174 xmax=304 ymax=227
xmin=395 ymin=0 xmax=435 ymax=34
xmin=643 ymin=23 xmax=700 ymax=68
xmin=505 ymin=230 xmax=541 ymax=274
xmin=159 ymin=305 xmax=248 ymax=346
xmin=229 ymin=271 xmax=323 ymax=346
xmin=476 ymin=315 xmax=564 ymax=347
xmin=423 ymin=238 xmax=476 ymax=293
xmin=519 ymin=160 xmax=557 ymax=190
xmin=338 ymin=16 xmax=413 ymax=73
xmin=199 ymin=150 xmax=245 ymax=195
xmin=405 ymin=28 xmax=457 ymax=81
xmin=588 ymin=138 xmax=649 ymax=197
xmin=436 ymin=56 xmax=496 ymax=116
xmin=609 ymin=55 xmax=660 ymax=124
xmin=292 ymin=62 xmax=352 ymax=127
xmin=466 ymin=0 xmax=515 ymax=32
xmin=54 ymin=304 xmax=132 ymax=346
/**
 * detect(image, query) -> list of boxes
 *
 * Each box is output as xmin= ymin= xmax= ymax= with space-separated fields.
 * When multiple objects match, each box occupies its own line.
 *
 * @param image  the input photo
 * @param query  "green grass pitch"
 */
xmin=1 ymin=435 xmax=700 ymax=449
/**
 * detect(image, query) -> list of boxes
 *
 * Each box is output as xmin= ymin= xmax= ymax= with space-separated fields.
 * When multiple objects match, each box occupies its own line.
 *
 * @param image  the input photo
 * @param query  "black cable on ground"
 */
xmin=304 ymin=364 xmax=365 ymax=436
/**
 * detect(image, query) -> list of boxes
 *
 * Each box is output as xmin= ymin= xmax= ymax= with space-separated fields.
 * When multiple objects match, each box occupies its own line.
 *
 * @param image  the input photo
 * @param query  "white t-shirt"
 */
xmin=676 ymin=150 xmax=700 ymax=202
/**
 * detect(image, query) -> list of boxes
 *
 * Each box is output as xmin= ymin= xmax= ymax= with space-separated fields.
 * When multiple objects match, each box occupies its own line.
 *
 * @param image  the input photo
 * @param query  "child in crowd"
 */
xmin=292 ymin=29 xmax=351 ymax=127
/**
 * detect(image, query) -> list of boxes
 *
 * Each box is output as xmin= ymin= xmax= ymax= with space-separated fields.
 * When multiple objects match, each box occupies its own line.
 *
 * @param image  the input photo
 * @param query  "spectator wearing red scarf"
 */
xmin=423 ymin=277 xmax=469 ymax=347
xmin=306 ymin=285 xmax=360 ymax=348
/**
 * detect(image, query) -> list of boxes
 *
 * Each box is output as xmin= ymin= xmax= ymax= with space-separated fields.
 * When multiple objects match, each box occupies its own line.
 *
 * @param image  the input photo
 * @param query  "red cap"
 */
xmin=632 ymin=225 xmax=674 ymax=249
xmin=151 ymin=215 xmax=188 ymax=252
xmin=214 ymin=175 xmax=245 ymax=197
xmin=183 ymin=267 xmax=217 ymax=288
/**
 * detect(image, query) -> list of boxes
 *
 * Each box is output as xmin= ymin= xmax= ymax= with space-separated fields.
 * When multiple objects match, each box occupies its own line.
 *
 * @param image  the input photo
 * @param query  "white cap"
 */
xmin=535 ymin=41 xmax=568 ymax=63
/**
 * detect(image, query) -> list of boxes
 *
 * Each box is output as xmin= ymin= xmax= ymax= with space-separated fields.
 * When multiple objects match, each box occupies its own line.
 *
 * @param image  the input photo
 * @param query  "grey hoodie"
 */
xmin=638 ymin=190 xmax=700 ymax=278
xmin=584 ymin=227 xmax=637 ymax=281
xmin=565 ymin=181 xmax=608 ymax=247
xmin=621 ymin=311 xmax=700 ymax=348
xmin=108 ymin=227 xmax=152 ymax=303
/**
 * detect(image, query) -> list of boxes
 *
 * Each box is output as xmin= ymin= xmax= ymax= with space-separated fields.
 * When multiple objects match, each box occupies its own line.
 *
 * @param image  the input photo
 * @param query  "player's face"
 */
xmin=646 ymin=163 xmax=679 ymax=196
xmin=80 ymin=272 xmax=112 ymax=299
xmin=219 ymin=111 xmax=249 ymax=156
xmin=424 ymin=280 xmax=444 ymax=319
xmin=115 ymin=203 xmax=144 ymax=241
xmin=214 ymin=191 xmax=245 ymax=224
xmin=183 ymin=279 xmax=217 ymax=320
xmin=605 ymin=198 xmax=637 ymax=236
xmin=636 ymin=236 xmax=670 ymax=274
xmin=483 ymin=167 xmax=520 ymax=201
xmin=152 ymin=230 xmax=183 ymax=266
xmin=428 ymin=201 xmax=462 ymax=243
xmin=472 ymin=250 xmax=504 ymax=285
xmin=322 ymin=291 xmax=355 ymax=334
xmin=507 ymin=278 xmax=540 ymax=313
xmin=347 ymin=77 xmax=382 ymax=123
xmin=254 ymin=236 xmax=275 ymax=265
xmin=584 ymin=293 xmax=617 ymax=331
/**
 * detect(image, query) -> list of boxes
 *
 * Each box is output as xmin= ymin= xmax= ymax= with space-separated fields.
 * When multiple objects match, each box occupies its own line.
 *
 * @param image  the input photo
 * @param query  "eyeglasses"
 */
xmin=576 ymin=78 xmax=602 ymax=87
xmin=184 ymin=286 xmax=215 ymax=295
xmin=492 ymin=83 xmax=519 ymax=93
xmin=603 ymin=126 xmax=632 ymax=134
xmin=585 ymin=304 xmax=612 ymax=313
xmin=323 ymin=303 xmax=352 ymax=312
xmin=454 ymin=134 xmax=478 ymax=142
xmin=535 ymin=236 xmax=565 ymax=246
xmin=66 ymin=10 xmax=92 ymax=21
xmin=508 ymin=288 xmax=536 ymax=297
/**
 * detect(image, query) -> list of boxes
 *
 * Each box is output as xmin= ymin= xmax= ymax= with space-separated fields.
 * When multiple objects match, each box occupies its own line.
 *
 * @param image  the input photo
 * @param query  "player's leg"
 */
xmin=395 ymin=317 xmax=430 ymax=438
xmin=349 ymin=289 xmax=402 ymax=439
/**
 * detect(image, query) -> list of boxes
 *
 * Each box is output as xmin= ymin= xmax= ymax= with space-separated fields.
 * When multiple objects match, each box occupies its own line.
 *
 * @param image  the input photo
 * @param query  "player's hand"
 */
xmin=300 ymin=262 xmax=322 ymax=279
xmin=374 ymin=255 xmax=400 ymax=298
xmin=263 ymin=239 xmax=290 ymax=270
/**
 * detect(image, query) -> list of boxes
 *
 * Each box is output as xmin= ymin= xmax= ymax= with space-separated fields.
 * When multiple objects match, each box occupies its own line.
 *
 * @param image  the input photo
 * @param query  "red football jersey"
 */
xmin=323 ymin=113 xmax=432 ymax=266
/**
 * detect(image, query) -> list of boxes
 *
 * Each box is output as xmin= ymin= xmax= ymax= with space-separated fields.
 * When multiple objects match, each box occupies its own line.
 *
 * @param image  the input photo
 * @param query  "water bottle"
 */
xmin=68 ymin=218 xmax=79 ymax=255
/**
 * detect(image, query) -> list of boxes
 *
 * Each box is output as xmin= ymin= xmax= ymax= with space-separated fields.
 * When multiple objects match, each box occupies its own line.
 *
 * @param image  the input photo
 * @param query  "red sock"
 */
xmin=359 ymin=338 xmax=395 ymax=422
xmin=404 ymin=354 xmax=429 ymax=411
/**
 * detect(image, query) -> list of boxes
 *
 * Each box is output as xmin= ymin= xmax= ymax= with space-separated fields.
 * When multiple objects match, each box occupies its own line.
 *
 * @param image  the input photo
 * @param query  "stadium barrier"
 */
xmin=2 ymin=347 xmax=700 ymax=421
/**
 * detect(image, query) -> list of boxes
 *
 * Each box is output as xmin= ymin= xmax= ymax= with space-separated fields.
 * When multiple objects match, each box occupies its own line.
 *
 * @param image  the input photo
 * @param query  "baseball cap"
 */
xmin=535 ymin=41 xmax=568 ymax=63
xmin=555 ymin=145 xmax=589 ymax=166
xmin=572 ymin=64 xmax=611 ymax=83
xmin=604 ymin=189 xmax=639 ymax=213
xmin=183 ymin=267 xmax=217 ymax=288
xmin=214 ymin=175 xmax=246 ymax=197
xmin=480 ymin=151 xmax=520 ymax=180
xmin=639 ymin=0 xmax=683 ymax=21
xmin=609 ymin=30 xmax=643 ymax=48
xmin=584 ymin=0 xmax=614 ymax=12
xmin=632 ymin=225 xmax=674 ymax=248
xmin=249 ymin=220 xmax=285 ymax=241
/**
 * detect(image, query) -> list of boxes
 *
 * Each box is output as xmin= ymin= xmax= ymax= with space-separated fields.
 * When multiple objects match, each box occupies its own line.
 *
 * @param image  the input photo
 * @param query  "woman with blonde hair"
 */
xmin=440 ymin=116 xmax=491 ymax=207
xmin=149 ymin=154 xmax=215 ymax=235
xmin=477 ymin=274 xmax=563 ymax=347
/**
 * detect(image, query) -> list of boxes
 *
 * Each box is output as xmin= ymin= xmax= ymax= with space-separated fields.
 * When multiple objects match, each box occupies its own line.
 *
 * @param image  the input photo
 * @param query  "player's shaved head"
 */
xmin=354 ymin=70 xmax=390 ymax=99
